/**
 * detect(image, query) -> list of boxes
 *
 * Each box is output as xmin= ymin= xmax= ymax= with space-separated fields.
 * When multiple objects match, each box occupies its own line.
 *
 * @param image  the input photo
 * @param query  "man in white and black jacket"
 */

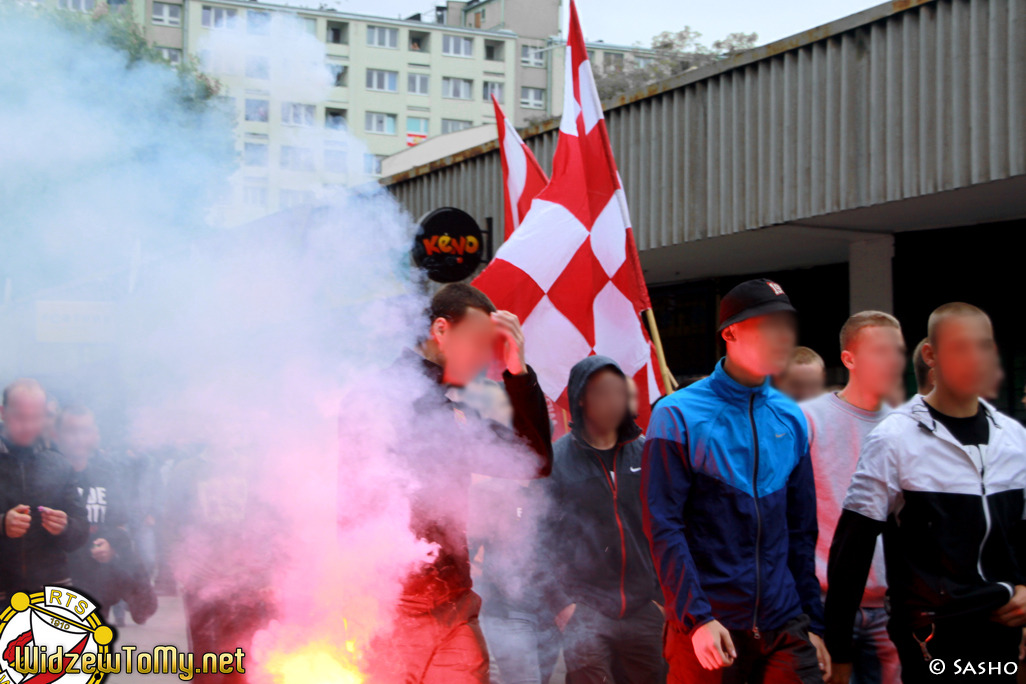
xmin=825 ymin=303 xmax=1026 ymax=683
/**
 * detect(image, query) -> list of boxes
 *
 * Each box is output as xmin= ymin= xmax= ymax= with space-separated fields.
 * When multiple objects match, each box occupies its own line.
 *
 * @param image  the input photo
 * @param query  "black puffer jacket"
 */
xmin=538 ymin=355 xmax=662 ymax=620
xmin=0 ymin=436 xmax=89 ymax=597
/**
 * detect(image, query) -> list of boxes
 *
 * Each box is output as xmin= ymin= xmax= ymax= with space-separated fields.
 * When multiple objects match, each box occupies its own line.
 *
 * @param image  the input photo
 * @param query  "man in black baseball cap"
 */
xmin=643 ymin=278 xmax=831 ymax=684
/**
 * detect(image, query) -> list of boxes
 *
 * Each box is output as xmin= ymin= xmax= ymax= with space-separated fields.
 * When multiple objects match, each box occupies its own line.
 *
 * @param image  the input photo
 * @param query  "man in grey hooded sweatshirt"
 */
xmin=537 ymin=355 xmax=665 ymax=684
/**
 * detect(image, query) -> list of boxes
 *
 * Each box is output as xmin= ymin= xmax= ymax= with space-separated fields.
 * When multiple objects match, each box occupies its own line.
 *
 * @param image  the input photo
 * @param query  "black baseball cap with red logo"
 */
xmin=717 ymin=278 xmax=797 ymax=332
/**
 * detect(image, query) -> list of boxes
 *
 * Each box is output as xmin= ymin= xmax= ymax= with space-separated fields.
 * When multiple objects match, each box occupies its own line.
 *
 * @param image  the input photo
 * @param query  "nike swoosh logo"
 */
xmin=775 ymin=433 xmax=785 ymax=438
xmin=630 ymin=467 xmax=642 ymax=473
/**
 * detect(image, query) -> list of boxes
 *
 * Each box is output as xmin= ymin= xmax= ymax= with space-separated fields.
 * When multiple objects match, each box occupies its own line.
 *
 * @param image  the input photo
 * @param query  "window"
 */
xmin=605 ymin=52 xmax=624 ymax=71
xmin=587 ymin=49 xmax=596 ymax=62
xmin=363 ymin=153 xmax=385 ymax=176
xmin=245 ymin=99 xmax=269 ymax=122
xmin=201 ymin=6 xmax=237 ymax=29
xmin=108 ymin=0 xmax=128 ymax=9
xmin=158 ymin=47 xmax=182 ymax=64
xmin=325 ymin=148 xmax=348 ymax=173
xmin=521 ymin=86 xmax=545 ymax=109
xmin=364 ymin=112 xmax=397 ymax=135
xmin=635 ymin=55 xmax=653 ymax=68
xmin=280 ymin=146 xmax=315 ymax=171
xmin=409 ymin=31 xmax=429 ymax=52
xmin=247 ymin=10 xmax=270 ymax=34
xmin=327 ymin=21 xmax=348 ymax=44
xmin=152 ymin=2 xmax=181 ymax=26
xmin=280 ymin=190 xmax=315 ymax=207
xmin=442 ymin=35 xmax=473 ymax=57
xmin=521 ymin=45 xmax=544 ymax=67
xmin=366 ymin=69 xmax=398 ymax=92
xmin=58 ymin=0 xmax=96 ymax=13
xmin=326 ymin=108 xmax=348 ymax=130
xmin=297 ymin=17 xmax=316 ymax=35
xmin=243 ymin=143 xmax=268 ymax=167
xmin=327 ymin=63 xmax=347 ymax=87
xmin=281 ymin=103 xmax=315 ymax=127
xmin=408 ymin=73 xmax=429 ymax=95
xmin=245 ymin=55 xmax=269 ymax=79
xmin=407 ymin=117 xmax=429 ymax=135
xmin=484 ymin=40 xmax=504 ymax=61
xmin=442 ymin=77 xmax=473 ymax=100
xmin=441 ymin=119 xmax=472 ymax=134
xmin=482 ymin=81 xmax=504 ymax=103
xmin=243 ymin=186 xmax=267 ymax=207
xmin=367 ymin=25 xmax=398 ymax=48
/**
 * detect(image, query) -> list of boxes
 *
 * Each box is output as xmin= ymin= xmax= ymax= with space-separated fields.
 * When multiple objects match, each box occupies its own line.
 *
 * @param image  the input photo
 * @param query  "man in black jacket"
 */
xmin=0 ymin=379 xmax=89 ymax=600
xmin=541 ymin=355 xmax=664 ymax=684
xmin=56 ymin=405 xmax=157 ymax=625
xmin=353 ymin=283 xmax=553 ymax=684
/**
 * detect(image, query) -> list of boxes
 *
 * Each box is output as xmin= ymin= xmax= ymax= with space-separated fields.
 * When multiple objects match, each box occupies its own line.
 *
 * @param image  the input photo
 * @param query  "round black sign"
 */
xmin=412 ymin=207 xmax=484 ymax=283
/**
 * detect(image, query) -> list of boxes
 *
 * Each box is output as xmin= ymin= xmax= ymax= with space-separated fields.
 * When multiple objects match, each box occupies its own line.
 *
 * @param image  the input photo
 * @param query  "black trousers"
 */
xmin=665 ymin=614 xmax=822 ymax=684
xmin=888 ymin=617 xmax=1021 ymax=683
xmin=562 ymin=601 xmax=666 ymax=684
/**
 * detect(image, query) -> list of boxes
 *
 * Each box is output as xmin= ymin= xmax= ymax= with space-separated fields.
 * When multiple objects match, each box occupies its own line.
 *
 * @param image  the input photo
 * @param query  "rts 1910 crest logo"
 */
xmin=0 ymin=587 xmax=114 ymax=684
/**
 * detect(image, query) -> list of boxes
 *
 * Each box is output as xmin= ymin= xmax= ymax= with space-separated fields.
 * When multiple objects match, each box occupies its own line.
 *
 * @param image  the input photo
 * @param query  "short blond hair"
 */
xmin=927 ymin=302 xmax=990 ymax=345
xmin=789 ymin=346 xmax=824 ymax=369
xmin=839 ymin=311 xmax=901 ymax=353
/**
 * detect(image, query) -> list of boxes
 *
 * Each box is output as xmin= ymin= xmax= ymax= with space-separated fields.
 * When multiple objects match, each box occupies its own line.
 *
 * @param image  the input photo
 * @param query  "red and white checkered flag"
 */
xmin=474 ymin=0 xmax=665 ymax=428
xmin=492 ymin=95 xmax=548 ymax=240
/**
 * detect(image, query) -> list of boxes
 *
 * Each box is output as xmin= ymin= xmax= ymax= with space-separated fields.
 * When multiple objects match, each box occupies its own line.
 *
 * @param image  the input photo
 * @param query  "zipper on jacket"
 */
xmin=749 ymin=394 xmax=763 ymax=639
xmin=586 ymin=442 xmax=629 ymax=618
xmin=20 ymin=460 xmax=28 ymax=580
xmin=978 ymin=463 xmax=991 ymax=581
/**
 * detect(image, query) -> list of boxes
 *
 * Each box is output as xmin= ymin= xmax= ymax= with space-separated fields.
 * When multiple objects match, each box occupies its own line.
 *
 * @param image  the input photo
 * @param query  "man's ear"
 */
xmin=840 ymin=349 xmax=856 ymax=371
xmin=430 ymin=317 xmax=449 ymax=343
xmin=922 ymin=342 xmax=937 ymax=369
xmin=721 ymin=325 xmax=737 ymax=344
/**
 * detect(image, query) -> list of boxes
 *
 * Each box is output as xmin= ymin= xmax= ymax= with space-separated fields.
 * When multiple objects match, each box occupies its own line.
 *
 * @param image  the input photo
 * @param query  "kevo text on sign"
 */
xmin=412 ymin=207 xmax=484 ymax=283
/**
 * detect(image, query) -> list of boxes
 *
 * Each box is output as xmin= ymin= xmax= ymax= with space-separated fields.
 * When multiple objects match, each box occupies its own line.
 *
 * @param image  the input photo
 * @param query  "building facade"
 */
xmin=383 ymin=0 xmax=1026 ymax=420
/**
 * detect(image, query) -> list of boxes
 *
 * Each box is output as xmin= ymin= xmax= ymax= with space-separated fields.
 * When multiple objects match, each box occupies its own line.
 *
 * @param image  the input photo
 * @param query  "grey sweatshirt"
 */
xmin=801 ymin=392 xmax=890 ymax=608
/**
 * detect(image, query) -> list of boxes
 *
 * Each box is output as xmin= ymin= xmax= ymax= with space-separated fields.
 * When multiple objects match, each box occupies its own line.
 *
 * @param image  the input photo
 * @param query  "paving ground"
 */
xmin=105 ymin=596 xmax=569 ymax=683
xmin=109 ymin=596 xmax=189 ymax=683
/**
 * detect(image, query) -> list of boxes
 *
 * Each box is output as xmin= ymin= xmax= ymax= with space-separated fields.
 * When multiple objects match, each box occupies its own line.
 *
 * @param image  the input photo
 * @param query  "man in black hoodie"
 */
xmin=0 ymin=379 xmax=89 ymax=600
xmin=540 ymin=356 xmax=665 ymax=684
xmin=353 ymin=283 xmax=553 ymax=684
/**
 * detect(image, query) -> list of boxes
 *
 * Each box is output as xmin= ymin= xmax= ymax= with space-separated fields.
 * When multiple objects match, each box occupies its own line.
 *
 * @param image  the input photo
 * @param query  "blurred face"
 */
xmin=725 ymin=312 xmax=798 ymax=377
xmin=844 ymin=325 xmax=907 ymax=398
xmin=777 ymin=362 xmax=826 ymax=402
xmin=0 ymin=388 xmax=48 ymax=447
xmin=56 ymin=413 xmax=100 ymax=462
xmin=433 ymin=307 xmax=496 ymax=387
xmin=581 ymin=369 xmax=629 ymax=435
xmin=925 ymin=314 xmax=996 ymax=398
xmin=984 ymin=358 xmax=1005 ymax=402
xmin=44 ymin=399 xmax=60 ymax=443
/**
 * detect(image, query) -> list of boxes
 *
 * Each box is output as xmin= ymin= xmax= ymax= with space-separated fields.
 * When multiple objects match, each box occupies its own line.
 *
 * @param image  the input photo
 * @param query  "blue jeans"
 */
xmin=850 ymin=607 xmax=901 ymax=684
xmin=481 ymin=612 xmax=558 ymax=684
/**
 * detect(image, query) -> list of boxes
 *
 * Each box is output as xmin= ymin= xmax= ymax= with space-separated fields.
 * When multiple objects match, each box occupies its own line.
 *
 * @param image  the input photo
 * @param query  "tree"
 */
xmin=593 ymin=27 xmax=758 ymax=101
xmin=27 ymin=2 xmax=222 ymax=110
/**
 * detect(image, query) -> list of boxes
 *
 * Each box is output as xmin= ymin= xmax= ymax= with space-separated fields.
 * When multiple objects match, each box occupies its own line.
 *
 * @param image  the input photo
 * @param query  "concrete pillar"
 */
xmin=849 ymin=236 xmax=894 ymax=314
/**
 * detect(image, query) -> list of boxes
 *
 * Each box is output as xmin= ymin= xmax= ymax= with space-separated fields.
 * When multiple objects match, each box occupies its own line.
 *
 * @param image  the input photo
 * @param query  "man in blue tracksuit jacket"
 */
xmin=642 ymin=279 xmax=829 ymax=684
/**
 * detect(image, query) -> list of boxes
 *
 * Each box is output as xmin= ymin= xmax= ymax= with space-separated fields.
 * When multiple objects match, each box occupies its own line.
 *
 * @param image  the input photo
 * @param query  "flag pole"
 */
xmin=644 ymin=309 xmax=678 ymax=392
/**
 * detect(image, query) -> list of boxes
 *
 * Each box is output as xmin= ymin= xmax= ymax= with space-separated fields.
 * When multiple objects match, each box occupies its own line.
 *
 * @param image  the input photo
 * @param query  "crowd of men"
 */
xmin=3 ymin=278 xmax=1025 ymax=684
xmin=379 ymin=280 xmax=1026 ymax=684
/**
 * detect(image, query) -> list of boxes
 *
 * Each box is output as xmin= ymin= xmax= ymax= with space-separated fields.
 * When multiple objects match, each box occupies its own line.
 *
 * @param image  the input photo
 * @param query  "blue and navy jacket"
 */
xmin=641 ymin=359 xmax=824 ymax=637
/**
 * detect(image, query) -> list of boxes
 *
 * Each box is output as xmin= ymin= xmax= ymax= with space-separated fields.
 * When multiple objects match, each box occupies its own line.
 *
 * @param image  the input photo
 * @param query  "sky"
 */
xmin=306 ymin=0 xmax=885 ymax=49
